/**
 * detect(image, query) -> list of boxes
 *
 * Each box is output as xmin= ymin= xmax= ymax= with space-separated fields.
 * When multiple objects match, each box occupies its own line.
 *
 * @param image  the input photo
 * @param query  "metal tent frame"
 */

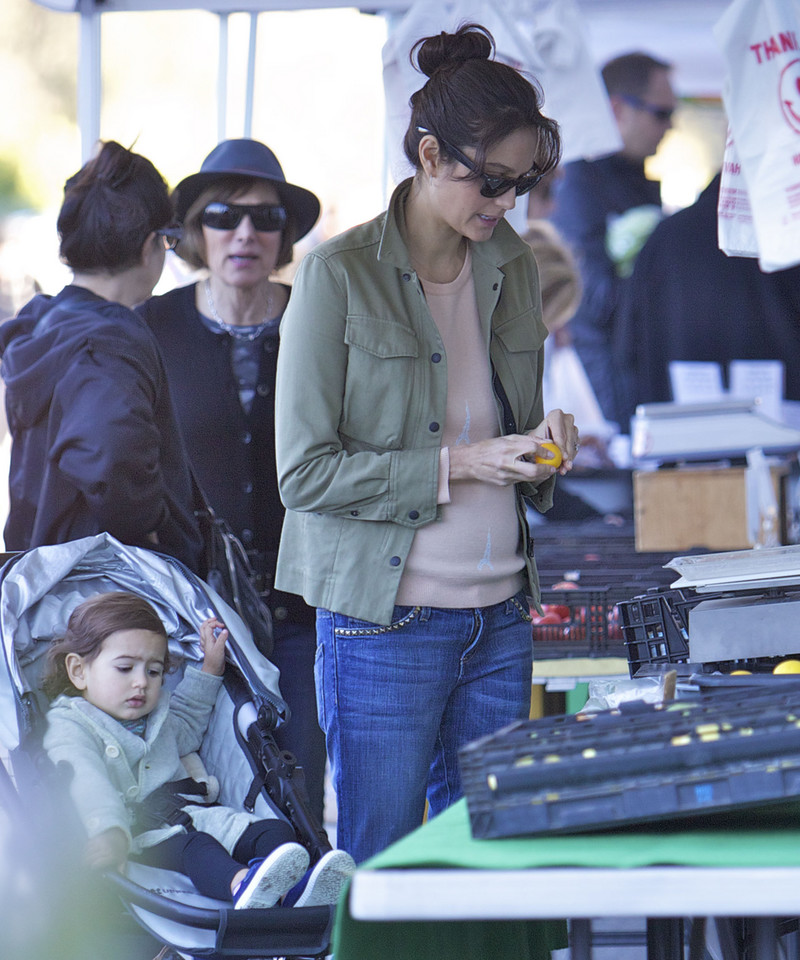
xmin=36 ymin=0 xmax=412 ymax=160
xmin=33 ymin=0 xmax=730 ymax=162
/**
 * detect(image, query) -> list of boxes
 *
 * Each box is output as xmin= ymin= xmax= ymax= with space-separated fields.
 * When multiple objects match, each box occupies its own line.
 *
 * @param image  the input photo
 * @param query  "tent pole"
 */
xmin=78 ymin=0 xmax=101 ymax=162
xmin=244 ymin=12 xmax=259 ymax=138
xmin=217 ymin=11 xmax=229 ymax=142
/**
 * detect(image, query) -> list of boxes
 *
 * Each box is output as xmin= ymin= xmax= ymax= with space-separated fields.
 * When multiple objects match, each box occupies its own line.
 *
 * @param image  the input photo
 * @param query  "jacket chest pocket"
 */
xmin=493 ymin=308 xmax=546 ymax=424
xmin=343 ymin=315 xmax=420 ymax=449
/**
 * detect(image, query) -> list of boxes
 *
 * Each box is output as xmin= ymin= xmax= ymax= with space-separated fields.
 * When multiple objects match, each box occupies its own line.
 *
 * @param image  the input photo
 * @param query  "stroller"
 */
xmin=0 ymin=533 xmax=336 ymax=960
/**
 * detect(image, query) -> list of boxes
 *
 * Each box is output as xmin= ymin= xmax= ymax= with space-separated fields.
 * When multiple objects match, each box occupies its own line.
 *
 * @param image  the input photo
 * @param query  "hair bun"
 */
xmin=413 ymin=22 xmax=494 ymax=78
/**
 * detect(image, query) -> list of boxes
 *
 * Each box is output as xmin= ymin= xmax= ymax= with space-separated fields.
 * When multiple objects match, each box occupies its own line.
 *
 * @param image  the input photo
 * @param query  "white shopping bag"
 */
xmin=717 ymin=130 xmax=760 ymax=258
xmin=543 ymin=343 xmax=615 ymax=440
xmin=382 ymin=0 xmax=621 ymax=188
xmin=714 ymin=0 xmax=800 ymax=271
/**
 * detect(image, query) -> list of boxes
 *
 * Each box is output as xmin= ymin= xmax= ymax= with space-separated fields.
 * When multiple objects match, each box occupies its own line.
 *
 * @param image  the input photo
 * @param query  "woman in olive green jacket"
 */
xmin=275 ymin=23 xmax=580 ymax=863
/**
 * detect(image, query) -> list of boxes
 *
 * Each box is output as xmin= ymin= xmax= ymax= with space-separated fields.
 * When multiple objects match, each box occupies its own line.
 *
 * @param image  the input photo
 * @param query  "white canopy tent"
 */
xmin=34 ymin=0 xmax=732 ymax=162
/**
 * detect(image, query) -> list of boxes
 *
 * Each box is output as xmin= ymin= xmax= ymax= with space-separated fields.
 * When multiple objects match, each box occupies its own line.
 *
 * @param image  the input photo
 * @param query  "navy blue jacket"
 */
xmin=0 ymin=285 xmax=203 ymax=571
xmin=616 ymin=174 xmax=800 ymax=422
xmin=138 ymin=283 xmax=312 ymax=625
xmin=552 ymin=154 xmax=661 ymax=428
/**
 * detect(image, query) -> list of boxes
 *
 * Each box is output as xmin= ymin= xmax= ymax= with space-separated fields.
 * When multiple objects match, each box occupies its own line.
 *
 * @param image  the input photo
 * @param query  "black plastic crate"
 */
xmin=530 ymin=524 xmax=698 ymax=659
xmin=534 ymin=586 xmax=626 ymax=656
xmin=460 ymin=687 xmax=800 ymax=839
xmin=620 ymin=585 xmax=800 ymax=677
xmin=619 ymin=587 xmax=705 ymax=676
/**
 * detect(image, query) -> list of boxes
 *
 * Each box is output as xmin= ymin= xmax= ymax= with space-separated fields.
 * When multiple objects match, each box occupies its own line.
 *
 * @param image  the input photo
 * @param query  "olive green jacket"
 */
xmin=275 ymin=179 xmax=554 ymax=625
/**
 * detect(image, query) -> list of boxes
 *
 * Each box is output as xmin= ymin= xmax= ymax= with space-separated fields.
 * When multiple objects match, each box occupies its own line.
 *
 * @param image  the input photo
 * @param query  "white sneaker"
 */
xmin=233 ymin=842 xmax=310 ymax=909
xmin=283 ymin=849 xmax=357 ymax=908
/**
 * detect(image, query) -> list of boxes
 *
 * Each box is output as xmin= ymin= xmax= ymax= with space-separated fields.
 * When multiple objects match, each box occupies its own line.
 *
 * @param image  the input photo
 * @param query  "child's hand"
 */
xmin=86 ymin=827 xmax=128 ymax=871
xmin=199 ymin=617 xmax=228 ymax=676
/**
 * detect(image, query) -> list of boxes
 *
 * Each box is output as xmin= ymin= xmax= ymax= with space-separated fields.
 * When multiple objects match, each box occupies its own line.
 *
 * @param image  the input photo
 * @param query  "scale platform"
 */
xmin=631 ymin=399 xmax=800 ymax=464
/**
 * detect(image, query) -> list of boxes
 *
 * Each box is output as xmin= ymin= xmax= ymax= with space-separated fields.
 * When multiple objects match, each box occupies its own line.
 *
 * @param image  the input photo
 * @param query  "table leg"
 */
xmin=570 ymin=918 xmax=593 ymax=960
xmin=749 ymin=918 xmax=778 ymax=960
xmin=647 ymin=918 xmax=684 ymax=960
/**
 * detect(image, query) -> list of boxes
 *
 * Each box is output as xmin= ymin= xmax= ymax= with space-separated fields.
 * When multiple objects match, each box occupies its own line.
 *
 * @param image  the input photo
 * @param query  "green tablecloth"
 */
xmin=333 ymin=797 xmax=800 ymax=960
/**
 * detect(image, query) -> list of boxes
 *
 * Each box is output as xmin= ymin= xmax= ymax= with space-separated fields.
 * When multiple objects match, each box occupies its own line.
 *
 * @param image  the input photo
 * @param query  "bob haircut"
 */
xmin=403 ymin=23 xmax=561 ymax=181
xmin=176 ymin=177 xmax=295 ymax=272
xmin=57 ymin=141 xmax=172 ymax=275
xmin=42 ymin=592 xmax=170 ymax=700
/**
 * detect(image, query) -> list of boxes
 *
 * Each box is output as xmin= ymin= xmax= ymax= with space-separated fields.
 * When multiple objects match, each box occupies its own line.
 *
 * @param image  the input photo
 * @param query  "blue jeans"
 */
xmin=315 ymin=592 xmax=533 ymax=863
xmin=270 ymin=620 xmax=327 ymax=825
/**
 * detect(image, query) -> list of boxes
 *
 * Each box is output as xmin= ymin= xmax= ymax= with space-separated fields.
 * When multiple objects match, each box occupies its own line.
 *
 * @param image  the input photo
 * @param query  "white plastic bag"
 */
xmin=745 ymin=446 xmax=781 ymax=548
xmin=717 ymin=130 xmax=760 ymax=258
xmin=381 ymin=0 xmax=621 ymax=187
xmin=543 ymin=343 xmax=615 ymax=440
xmin=714 ymin=0 xmax=800 ymax=271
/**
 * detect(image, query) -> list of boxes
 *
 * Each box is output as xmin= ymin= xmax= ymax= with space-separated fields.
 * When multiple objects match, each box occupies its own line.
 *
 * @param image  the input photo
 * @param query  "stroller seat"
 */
xmin=0 ymin=533 xmax=335 ymax=960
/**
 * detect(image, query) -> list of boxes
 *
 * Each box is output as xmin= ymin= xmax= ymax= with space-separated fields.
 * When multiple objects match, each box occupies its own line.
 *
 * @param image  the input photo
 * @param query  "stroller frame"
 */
xmin=0 ymin=534 xmax=335 ymax=960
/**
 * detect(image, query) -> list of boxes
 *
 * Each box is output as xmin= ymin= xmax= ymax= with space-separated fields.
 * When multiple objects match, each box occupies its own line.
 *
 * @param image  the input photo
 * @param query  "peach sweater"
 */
xmin=395 ymin=248 xmax=525 ymax=609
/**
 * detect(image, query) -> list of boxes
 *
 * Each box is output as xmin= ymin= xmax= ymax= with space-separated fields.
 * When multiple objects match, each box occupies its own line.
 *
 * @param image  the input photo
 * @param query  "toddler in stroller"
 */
xmin=42 ymin=591 xmax=354 ymax=910
xmin=0 ymin=534 xmax=352 ymax=960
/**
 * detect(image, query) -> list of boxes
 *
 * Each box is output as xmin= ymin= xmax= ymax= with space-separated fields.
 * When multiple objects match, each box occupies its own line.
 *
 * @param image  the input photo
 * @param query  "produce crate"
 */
xmin=619 ymin=587 xmax=703 ymax=676
xmin=620 ymin=586 xmax=800 ymax=677
xmin=530 ymin=523 xmax=699 ymax=658
xmin=460 ymin=688 xmax=800 ymax=839
xmin=533 ymin=586 xmax=625 ymax=656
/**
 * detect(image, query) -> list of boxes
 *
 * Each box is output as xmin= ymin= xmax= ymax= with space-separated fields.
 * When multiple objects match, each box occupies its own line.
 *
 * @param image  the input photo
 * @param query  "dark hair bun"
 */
xmin=413 ymin=22 xmax=494 ymax=78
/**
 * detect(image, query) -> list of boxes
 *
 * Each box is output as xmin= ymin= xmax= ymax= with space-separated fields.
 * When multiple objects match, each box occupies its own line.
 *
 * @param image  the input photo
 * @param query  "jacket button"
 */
xmin=241 ymin=528 xmax=254 ymax=545
xmin=431 ymin=353 xmax=441 ymax=363
xmin=493 ymin=283 xmax=499 ymax=290
xmin=105 ymin=745 xmax=120 ymax=758
xmin=409 ymin=510 xmax=419 ymax=520
xmin=428 ymin=422 xmax=440 ymax=432
xmin=401 ymin=273 xmax=411 ymax=282
xmin=350 ymin=510 xmax=360 ymax=517
xmin=257 ymin=383 xmax=271 ymax=398
xmin=127 ymin=786 xmax=138 ymax=798
xmin=242 ymin=481 xmax=253 ymax=494
xmin=274 ymin=606 xmax=289 ymax=621
xmin=241 ymin=430 xmax=252 ymax=444
xmin=390 ymin=556 xmax=401 ymax=567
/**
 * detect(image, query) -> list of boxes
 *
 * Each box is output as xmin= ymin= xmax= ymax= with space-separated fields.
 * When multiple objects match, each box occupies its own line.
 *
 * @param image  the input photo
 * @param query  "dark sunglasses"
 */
xmin=436 ymin=135 xmax=543 ymax=198
xmin=201 ymin=201 xmax=287 ymax=233
xmin=620 ymin=94 xmax=674 ymax=124
xmin=157 ymin=225 xmax=183 ymax=250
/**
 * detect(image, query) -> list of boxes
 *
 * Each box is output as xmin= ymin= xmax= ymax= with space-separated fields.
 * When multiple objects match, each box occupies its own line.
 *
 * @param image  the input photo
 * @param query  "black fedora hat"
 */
xmin=173 ymin=139 xmax=321 ymax=241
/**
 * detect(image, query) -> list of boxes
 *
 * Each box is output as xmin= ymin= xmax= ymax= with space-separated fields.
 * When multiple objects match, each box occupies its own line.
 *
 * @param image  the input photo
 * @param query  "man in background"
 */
xmin=616 ymin=173 xmax=800 ymax=422
xmin=552 ymin=52 xmax=676 ymax=430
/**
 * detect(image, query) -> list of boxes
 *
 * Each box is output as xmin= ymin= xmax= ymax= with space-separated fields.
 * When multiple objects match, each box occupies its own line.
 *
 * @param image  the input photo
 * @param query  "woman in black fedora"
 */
xmin=137 ymin=139 xmax=327 ymax=823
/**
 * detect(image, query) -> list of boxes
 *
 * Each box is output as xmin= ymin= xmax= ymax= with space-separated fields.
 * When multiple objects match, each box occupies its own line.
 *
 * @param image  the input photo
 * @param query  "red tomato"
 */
xmin=532 ymin=612 xmax=564 ymax=625
xmin=549 ymin=604 xmax=572 ymax=621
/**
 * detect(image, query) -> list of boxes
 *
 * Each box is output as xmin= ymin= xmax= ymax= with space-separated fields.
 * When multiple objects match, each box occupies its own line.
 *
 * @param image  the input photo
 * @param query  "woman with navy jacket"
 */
xmin=137 ymin=140 xmax=327 ymax=823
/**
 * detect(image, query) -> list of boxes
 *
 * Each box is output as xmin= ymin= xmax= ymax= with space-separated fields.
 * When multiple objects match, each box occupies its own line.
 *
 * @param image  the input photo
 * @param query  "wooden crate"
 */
xmin=633 ymin=465 xmax=786 ymax=552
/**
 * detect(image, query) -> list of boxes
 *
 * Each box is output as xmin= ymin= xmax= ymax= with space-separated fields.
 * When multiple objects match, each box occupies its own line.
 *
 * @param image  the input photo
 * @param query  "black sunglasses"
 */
xmin=201 ymin=201 xmax=287 ymax=233
xmin=620 ymin=94 xmax=674 ymax=124
xmin=436 ymin=135 xmax=543 ymax=198
xmin=157 ymin=225 xmax=183 ymax=250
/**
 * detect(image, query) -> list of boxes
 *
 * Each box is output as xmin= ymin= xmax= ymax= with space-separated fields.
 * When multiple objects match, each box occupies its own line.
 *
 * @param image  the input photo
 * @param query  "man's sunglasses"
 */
xmin=157 ymin=225 xmax=183 ymax=250
xmin=435 ymin=135 xmax=544 ymax=198
xmin=619 ymin=94 xmax=674 ymax=124
xmin=201 ymin=201 xmax=288 ymax=233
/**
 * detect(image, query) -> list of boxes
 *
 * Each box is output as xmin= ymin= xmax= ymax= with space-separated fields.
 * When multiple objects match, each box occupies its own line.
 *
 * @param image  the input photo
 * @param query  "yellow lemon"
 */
xmin=535 ymin=442 xmax=563 ymax=468
xmin=773 ymin=660 xmax=800 ymax=674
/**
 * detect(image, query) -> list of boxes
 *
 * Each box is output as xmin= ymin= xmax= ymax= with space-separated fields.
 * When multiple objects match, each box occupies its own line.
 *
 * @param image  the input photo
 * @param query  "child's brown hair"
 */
xmin=42 ymin=592 xmax=169 ymax=700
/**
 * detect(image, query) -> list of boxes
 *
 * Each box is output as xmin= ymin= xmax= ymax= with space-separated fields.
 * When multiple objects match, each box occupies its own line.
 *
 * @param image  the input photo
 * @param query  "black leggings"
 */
xmin=134 ymin=819 xmax=297 ymax=901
